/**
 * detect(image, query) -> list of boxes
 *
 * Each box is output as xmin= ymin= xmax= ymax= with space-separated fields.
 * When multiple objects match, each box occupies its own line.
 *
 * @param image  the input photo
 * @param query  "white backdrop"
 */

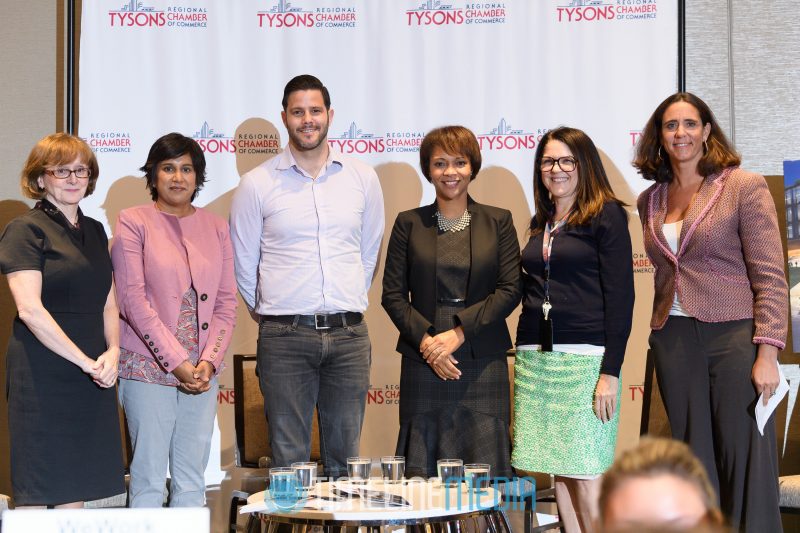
xmin=79 ymin=0 xmax=677 ymax=469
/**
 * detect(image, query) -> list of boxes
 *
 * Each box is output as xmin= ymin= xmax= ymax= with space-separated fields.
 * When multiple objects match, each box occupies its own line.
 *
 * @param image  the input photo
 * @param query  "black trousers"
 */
xmin=649 ymin=317 xmax=781 ymax=532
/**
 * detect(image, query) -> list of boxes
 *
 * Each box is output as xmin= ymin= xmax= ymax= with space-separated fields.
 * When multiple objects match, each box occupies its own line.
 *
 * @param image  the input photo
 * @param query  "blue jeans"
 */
xmin=119 ymin=378 xmax=218 ymax=507
xmin=257 ymin=318 xmax=371 ymax=478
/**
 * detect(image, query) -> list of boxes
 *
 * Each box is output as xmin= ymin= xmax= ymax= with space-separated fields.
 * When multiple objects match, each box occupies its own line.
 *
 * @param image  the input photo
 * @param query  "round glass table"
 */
xmin=243 ymin=479 xmax=512 ymax=532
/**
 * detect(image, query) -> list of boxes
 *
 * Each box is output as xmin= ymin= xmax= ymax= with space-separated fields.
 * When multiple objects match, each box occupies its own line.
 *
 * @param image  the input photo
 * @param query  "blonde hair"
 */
xmin=599 ymin=437 xmax=724 ymax=527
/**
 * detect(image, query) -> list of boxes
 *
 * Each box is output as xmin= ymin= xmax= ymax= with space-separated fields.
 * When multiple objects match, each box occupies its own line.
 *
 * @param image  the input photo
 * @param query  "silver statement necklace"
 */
xmin=436 ymin=209 xmax=471 ymax=233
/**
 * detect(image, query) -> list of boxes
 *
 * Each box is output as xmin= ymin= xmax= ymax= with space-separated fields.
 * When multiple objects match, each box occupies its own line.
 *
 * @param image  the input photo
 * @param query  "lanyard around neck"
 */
xmin=542 ymin=216 xmax=569 ymax=264
xmin=541 ymin=211 xmax=571 ymax=319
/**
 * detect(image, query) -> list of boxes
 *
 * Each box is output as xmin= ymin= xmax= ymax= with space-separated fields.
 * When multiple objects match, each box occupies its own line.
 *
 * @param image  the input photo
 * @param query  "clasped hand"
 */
xmin=173 ymin=360 xmax=215 ymax=393
xmin=420 ymin=328 xmax=465 ymax=381
xmin=84 ymin=348 xmax=119 ymax=388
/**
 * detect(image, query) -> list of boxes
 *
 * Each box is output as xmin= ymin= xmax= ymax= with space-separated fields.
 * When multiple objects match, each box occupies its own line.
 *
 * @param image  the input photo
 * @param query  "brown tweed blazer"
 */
xmin=637 ymin=166 xmax=788 ymax=348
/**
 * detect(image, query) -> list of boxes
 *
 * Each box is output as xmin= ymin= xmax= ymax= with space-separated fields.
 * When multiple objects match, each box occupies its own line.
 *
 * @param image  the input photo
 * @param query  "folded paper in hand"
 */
xmin=755 ymin=364 xmax=789 ymax=436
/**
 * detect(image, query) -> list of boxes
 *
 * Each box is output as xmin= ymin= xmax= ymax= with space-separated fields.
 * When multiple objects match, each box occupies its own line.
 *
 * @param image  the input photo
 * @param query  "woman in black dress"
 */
xmin=0 ymin=133 xmax=124 ymax=507
xmin=382 ymin=125 xmax=521 ymax=478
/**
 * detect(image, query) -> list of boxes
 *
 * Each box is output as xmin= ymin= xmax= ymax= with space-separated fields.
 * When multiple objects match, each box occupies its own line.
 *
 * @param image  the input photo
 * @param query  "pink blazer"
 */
xmin=111 ymin=204 xmax=237 ymax=373
xmin=637 ymin=166 xmax=788 ymax=348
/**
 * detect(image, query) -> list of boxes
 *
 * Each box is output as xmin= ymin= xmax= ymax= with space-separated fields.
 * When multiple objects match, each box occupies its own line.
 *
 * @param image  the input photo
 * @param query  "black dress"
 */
xmin=396 ymin=226 xmax=512 ymax=478
xmin=0 ymin=201 xmax=124 ymax=505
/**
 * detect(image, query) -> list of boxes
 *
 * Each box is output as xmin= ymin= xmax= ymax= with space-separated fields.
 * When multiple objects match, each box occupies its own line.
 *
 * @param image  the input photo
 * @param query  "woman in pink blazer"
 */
xmin=634 ymin=93 xmax=787 ymax=532
xmin=111 ymin=133 xmax=237 ymax=507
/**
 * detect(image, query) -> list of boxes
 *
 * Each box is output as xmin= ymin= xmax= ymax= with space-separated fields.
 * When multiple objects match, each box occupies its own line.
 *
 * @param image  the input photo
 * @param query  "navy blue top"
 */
xmin=516 ymin=201 xmax=634 ymax=377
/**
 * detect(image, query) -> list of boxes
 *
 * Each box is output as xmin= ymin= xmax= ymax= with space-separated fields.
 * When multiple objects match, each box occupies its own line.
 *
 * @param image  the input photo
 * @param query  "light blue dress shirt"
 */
xmin=229 ymin=146 xmax=384 ymax=315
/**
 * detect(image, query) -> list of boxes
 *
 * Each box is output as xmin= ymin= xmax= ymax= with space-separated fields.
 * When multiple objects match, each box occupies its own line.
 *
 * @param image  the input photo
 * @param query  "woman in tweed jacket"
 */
xmin=634 ymin=92 xmax=788 ymax=532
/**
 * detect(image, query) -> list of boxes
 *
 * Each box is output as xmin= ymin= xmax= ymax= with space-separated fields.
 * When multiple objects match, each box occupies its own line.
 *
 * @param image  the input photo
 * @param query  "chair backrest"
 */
xmin=233 ymin=354 xmax=322 ymax=468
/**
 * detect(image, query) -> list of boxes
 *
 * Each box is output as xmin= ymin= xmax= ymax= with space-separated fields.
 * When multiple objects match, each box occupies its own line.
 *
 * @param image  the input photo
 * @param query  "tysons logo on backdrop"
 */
xmin=329 ymin=123 xmax=426 ymax=154
xmin=328 ymin=123 xmax=387 ymax=154
xmin=555 ymin=0 xmax=658 ymax=22
xmin=192 ymin=122 xmax=236 ymax=154
xmin=108 ymin=1 xmax=209 ymax=28
xmin=193 ymin=121 xmax=282 ymax=156
xmin=406 ymin=1 xmax=507 ymax=26
xmin=368 ymin=384 xmax=400 ymax=405
xmin=257 ymin=1 xmax=358 ymax=29
xmin=85 ymin=131 xmax=132 ymax=154
xmin=477 ymin=119 xmax=543 ymax=151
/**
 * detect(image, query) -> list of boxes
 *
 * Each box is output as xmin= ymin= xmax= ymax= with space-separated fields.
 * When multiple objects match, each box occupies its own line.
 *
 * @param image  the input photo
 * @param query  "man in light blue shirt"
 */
xmin=230 ymin=75 xmax=384 ymax=478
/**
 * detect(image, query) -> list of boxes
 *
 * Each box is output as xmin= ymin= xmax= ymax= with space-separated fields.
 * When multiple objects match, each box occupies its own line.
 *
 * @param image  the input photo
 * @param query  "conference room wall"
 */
xmin=685 ymin=1 xmax=800 ymax=177
xmin=1 ymin=0 xmax=799 ymax=503
xmin=0 ymin=2 xmax=62 ymax=499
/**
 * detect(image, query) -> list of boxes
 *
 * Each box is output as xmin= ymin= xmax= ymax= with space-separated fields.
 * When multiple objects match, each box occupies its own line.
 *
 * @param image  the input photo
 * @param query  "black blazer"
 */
xmin=381 ymin=197 xmax=521 ymax=360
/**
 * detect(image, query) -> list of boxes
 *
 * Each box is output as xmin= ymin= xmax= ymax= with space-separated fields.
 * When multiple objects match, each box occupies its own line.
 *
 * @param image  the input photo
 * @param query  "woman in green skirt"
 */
xmin=513 ymin=127 xmax=634 ymax=533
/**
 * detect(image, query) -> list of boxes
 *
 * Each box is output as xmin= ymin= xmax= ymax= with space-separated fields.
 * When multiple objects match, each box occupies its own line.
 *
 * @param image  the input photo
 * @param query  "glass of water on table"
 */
xmin=291 ymin=462 xmax=317 ymax=494
xmin=269 ymin=467 xmax=300 ymax=509
xmin=347 ymin=456 xmax=372 ymax=484
xmin=464 ymin=463 xmax=491 ymax=494
xmin=381 ymin=455 xmax=405 ymax=484
xmin=437 ymin=459 xmax=464 ymax=488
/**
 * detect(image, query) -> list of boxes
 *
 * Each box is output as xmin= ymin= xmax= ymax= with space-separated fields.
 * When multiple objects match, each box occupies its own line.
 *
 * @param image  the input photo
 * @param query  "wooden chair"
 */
xmin=780 ymin=475 xmax=800 ymax=515
xmin=229 ymin=354 xmax=322 ymax=532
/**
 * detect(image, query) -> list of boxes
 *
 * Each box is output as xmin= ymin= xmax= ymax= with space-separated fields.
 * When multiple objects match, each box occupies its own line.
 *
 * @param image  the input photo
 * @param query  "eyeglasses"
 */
xmin=540 ymin=157 xmax=577 ymax=172
xmin=44 ymin=167 xmax=92 ymax=179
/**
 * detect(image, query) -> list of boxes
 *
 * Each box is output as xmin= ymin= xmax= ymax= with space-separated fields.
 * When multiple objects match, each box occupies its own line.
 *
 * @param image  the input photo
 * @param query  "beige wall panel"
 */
xmin=685 ymin=1 xmax=733 ymax=138
xmin=730 ymin=2 xmax=800 ymax=175
xmin=0 ymin=4 xmax=58 ymax=205
xmin=0 ymin=2 xmax=60 ymax=499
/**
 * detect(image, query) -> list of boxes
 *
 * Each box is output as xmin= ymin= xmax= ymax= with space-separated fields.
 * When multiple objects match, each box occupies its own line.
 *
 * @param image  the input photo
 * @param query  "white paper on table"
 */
xmin=240 ymin=497 xmax=349 ymax=514
xmin=298 ymin=497 xmax=351 ymax=511
xmin=755 ymin=365 xmax=789 ymax=436
xmin=240 ymin=500 xmax=269 ymax=514
xmin=537 ymin=513 xmax=560 ymax=526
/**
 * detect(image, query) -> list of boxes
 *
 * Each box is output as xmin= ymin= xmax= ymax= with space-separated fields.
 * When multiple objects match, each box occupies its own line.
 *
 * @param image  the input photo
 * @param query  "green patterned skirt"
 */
xmin=512 ymin=348 xmax=619 ymax=476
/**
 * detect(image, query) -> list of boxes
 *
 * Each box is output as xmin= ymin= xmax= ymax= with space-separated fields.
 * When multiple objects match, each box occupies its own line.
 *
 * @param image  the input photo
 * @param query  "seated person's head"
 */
xmin=598 ymin=437 xmax=725 ymax=532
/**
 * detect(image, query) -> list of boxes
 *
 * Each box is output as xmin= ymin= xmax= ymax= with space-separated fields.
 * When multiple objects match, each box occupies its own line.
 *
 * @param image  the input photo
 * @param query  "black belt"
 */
xmin=261 ymin=312 xmax=363 ymax=330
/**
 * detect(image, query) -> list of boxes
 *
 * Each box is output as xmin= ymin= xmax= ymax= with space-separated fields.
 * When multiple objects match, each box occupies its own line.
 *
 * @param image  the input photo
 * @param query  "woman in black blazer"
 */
xmin=382 ymin=125 xmax=521 ymax=478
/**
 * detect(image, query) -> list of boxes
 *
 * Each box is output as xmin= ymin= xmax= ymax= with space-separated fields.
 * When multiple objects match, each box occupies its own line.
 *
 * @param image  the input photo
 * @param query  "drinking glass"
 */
xmin=291 ymin=462 xmax=317 ymax=493
xmin=437 ymin=459 xmax=464 ymax=487
xmin=464 ymin=463 xmax=491 ymax=494
xmin=347 ymin=456 xmax=372 ymax=484
xmin=269 ymin=467 xmax=299 ymax=509
xmin=381 ymin=455 xmax=405 ymax=484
